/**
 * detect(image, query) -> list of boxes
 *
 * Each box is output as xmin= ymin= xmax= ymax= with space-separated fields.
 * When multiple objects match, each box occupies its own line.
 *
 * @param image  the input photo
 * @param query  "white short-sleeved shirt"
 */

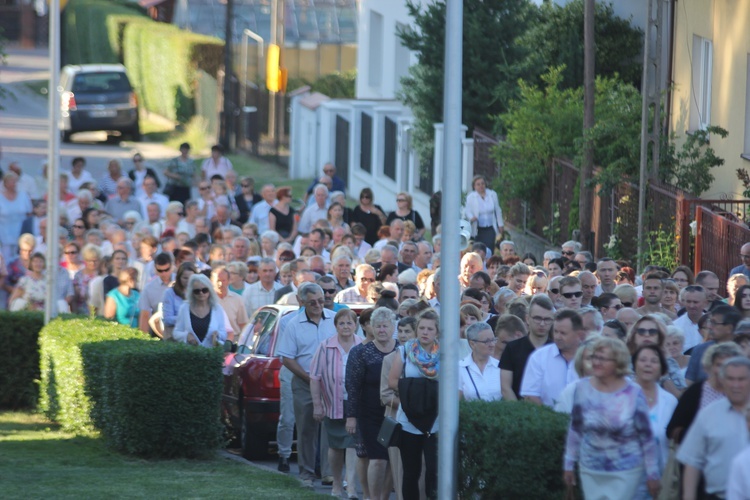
xmin=519 ymin=343 xmax=579 ymax=407
xmin=275 ymin=309 xmax=337 ymax=373
xmin=459 ymin=353 xmax=501 ymax=401
xmin=673 ymin=313 xmax=704 ymax=352
xmin=677 ymin=398 xmax=749 ymax=495
xmin=727 ymin=446 xmax=750 ymax=500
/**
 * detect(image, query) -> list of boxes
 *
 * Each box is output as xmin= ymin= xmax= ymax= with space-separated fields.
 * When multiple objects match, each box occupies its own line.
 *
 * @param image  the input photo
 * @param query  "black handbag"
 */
xmin=376 ymin=415 xmax=402 ymax=448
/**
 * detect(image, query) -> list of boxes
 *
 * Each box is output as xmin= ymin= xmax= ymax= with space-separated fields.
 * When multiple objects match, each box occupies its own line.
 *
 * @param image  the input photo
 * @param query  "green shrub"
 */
xmin=123 ymin=22 xmax=223 ymax=122
xmin=38 ymin=318 xmax=147 ymax=433
xmin=459 ymin=400 xmax=570 ymax=498
xmin=62 ymin=0 xmax=147 ymax=65
xmin=81 ymin=339 xmax=224 ymax=458
xmin=0 ymin=312 xmax=45 ymax=409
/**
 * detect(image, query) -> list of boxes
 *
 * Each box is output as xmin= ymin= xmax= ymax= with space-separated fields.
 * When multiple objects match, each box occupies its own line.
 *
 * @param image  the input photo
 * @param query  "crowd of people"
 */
xmin=2 ymin=148 xmax=750 ymax=499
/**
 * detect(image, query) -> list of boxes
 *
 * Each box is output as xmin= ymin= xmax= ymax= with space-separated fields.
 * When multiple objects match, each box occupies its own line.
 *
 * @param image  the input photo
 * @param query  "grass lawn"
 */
xmin=0 ymin=412 xmax=324 ymax=499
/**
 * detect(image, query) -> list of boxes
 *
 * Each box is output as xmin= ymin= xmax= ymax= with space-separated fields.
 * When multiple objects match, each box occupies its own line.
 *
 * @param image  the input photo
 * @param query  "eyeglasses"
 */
xmin=177 ymin=212 xmax=185 ymax=216
xmin=192 ymin=287 xmax=210 ymax=295
xmin=591 ymin=354 xmax=615 ymax=363
xmin=199 ymin=186 xmax=210 ymax=191
xmin=65 ymin=250 xmax=78 ymax=255
xmin=530 ymin=316 xmax=554 ymax=324
xmin=608 ymin=304 xmax=623 ymax=310
xmin=306 ymin=299 xmax=326 ymax=306
xmin=321 ymin=289 xmax=336 ymax=295
xmin=548 ymin=288 xmax=559 ymax=294
xmin=741 ymin=254 xmax=750 ymax=259
xmin=561 ymin=291 xmax=583 ymax=299
xmin=472 ymin=338 xmax=498 ymax=345
xmin=396 ymin=198 xmax=407 ymax=202
xmin=636 ymin=328 xmax=660 ymax=336
xmin=156 ymin=266 xmax=172 ymax=273
xmin=361 ymin=194 xmax=372 ymax=199
xmin=562 ymin=251 xmax=575 ymax=256
xmin=73 ymin=224 xmax=85 ymax=229
xmin=241 ymin=183 xmax=251 ymax=188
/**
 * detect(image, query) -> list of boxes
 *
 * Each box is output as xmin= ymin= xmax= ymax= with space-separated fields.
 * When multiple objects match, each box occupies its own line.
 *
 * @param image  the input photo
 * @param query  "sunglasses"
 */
xmin=608 ymin=304 xmax=623 ymax=310
xmin=73 ymin=224 xmax=86 ymax=229
xmin=397 ymin=199 xmax=407 ymax=202
xmin=193 ymin=287 xmax=210 ymax=295
xmin=548 ymin=288 xmax=560 ymax=294
xmin=361 ymin=195 xmax=372 ymax=199
xmin=321 ymin=289 xmax=336 ymax=295
xmin=241 ymin=183 xmax=251 ymax=188
xmin=561 ymin=291 xmax=583 ymax=299
xmin=562 ymin=251 xmax=575 ymax=256
xmin=636 ymin=328 xmax=659 ymax=336
xmin=156 ymin=267 xmax=172 ymax=273
xmin=199 ymin=186 xmax=210 ymax=191
xmin=65 ymin=250 xmax=79 ymax=255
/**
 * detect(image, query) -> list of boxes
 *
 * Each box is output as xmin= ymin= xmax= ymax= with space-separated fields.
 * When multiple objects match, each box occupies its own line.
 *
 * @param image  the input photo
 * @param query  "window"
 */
xmin=394 ymin=23 xmax=411 ymax=93
xmin=690 ymin=35 xmax=713 ymax=131
xmin=360 ymin=113 xmax=372 ymax=173
xmin=236 ymin=310 xmax=269 ymax=354
xmin=368 ymin=11 xmax=383 ymax=87
xmin=252 ymin=311 xmax=278 ymax=356
xmin=384 ymin=117 xmax=397 ymax=180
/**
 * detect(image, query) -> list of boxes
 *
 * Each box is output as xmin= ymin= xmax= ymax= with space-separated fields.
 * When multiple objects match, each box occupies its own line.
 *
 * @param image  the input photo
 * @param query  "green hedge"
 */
xmin=123 ymin=21 xmax=224 ymax=122
xmin=81 ymin=339 xmax=224 ymax=458
xmin=0 ymin=312 xmax=45 ymax=409
xmin=38 ymin=318 xmax=147 ymax=433
xmin=459 ymin=401 xmax=570 ymax=498
xmin=62 ymin=0 xmax=147 ymax=65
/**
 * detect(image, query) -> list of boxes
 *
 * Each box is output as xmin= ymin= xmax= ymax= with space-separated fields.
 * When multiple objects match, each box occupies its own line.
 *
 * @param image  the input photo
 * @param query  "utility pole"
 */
xmin=579 ymin=0 xmax=595 ymax=251
xmin=221 ymin=0 xmax=234 ymax=150
xmin=438 ymin=0 xmax=463 ymax=498
xmin=637 ymin=0 xmax=665 ymax=272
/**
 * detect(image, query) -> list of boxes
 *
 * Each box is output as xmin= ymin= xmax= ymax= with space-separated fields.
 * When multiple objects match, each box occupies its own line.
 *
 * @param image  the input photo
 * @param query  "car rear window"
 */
xmin=73 ymin=72 xmax=131 ymax=92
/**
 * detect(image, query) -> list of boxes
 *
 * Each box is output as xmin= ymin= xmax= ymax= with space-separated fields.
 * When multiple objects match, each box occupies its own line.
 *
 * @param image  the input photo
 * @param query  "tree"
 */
xmin=397 ymin=0 xmax=540 ymax=163
xmin=518 ymin=0 xmax=643 ymax=90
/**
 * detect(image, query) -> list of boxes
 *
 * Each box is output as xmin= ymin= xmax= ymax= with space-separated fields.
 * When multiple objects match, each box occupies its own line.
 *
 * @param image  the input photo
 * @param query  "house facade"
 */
xmin=668 ymin=0 xmax=750 ymax=198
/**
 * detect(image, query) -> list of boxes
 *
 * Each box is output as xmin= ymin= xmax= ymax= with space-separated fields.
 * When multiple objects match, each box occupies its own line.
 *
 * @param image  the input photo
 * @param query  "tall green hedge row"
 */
xmin=62 ymin=0 xmax=147 ymax=65
xmin=459 ymin=400 xmax=570 ymax=498
xmin=62 ymin=0 xmax=223 ymax=123
xmin=81 ymin=339 xmax=224 ymax=458
xmin=0 ymin=312 xmax=45 ymax=409
xmin=38 ymin=318 xmax=147 ymax=433
xmin=122 ymin=22 xmax=223 ymax=122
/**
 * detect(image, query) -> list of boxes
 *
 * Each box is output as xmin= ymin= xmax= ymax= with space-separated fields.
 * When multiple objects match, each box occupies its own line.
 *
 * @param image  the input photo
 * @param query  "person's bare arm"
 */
xmin=138 ymin=310 xmax=151 ymax=334
xmin=682 ymin=465 xmax=700 ymax=500
xmin=103 ymin=296 xmax=117 ymax=319
xmin=388 ymin=353 xmax=403 ymax=391
xmin=500 ymin=369 xmax=517 ymax=401
xmin=281 ymin=356 xmax=310 ymax=383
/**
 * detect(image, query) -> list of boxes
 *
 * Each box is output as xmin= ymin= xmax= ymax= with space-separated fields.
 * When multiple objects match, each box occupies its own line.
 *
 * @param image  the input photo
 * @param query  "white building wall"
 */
xmin=356 ymin=0 xmax=419 ymax=100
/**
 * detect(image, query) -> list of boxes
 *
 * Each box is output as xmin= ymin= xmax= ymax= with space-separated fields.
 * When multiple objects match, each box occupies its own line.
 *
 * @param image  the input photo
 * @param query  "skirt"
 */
xmin=580 ymin=465 xmax=643 ymax=500
xmin=324 ymin=417 xmax=354 ymax=450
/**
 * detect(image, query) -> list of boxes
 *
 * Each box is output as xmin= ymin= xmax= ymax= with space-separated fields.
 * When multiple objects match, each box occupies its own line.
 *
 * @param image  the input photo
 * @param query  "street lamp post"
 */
xmin=221 ymin=0 xmax=234 ymax=150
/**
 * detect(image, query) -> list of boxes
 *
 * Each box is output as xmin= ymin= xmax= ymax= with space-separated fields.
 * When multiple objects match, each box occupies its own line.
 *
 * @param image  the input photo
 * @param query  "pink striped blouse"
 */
xmin=310 ymin=335 xmax=362 ymax=419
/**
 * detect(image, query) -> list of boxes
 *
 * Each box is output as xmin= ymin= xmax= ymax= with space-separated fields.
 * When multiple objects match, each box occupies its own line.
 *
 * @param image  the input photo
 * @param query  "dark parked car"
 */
xmin=59 ymin=64 xmax=140 ymax=142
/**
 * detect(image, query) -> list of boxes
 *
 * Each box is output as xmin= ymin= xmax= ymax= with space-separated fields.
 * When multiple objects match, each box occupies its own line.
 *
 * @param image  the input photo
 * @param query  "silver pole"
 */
xmin=45 ymin=0 xmax=61 ymax=324
xmin=637 ymin=0 xmax=654 ymax=273
xmin=438 ymin=0 xmax=462 ymax=498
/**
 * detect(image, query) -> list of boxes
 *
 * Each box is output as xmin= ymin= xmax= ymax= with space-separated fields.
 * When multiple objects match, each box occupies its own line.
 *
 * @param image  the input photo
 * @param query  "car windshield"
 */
xmin=236 ymin=310 xmax=278 ymax=355
xmin=73 ymin=72 xmax=131 ymax=92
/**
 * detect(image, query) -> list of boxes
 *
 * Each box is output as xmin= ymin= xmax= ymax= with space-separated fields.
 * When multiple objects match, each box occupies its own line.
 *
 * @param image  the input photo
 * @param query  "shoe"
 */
xmin=346 ymin=491 xmax=358 ymax=499
xmin=301 ymin=478 xmax=314 ymax=489
xmin=322 ymin=475 xmax=334 ymax=486
xmin=278 ymin=457 xmax=290 ymax=473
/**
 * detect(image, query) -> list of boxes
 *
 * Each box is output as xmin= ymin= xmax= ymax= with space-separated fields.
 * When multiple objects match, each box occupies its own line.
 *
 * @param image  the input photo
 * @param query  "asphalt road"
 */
xmin=0 ymin=46 xmax=178 ymax=181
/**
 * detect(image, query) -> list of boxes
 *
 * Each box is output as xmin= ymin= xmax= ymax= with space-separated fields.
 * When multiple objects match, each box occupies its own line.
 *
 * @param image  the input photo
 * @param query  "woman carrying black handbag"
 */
xmin=388 ymin=309 xmax=440 ymax=500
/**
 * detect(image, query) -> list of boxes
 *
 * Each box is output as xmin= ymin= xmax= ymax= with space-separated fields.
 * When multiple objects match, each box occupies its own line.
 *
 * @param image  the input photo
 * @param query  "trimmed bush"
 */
xmin=62 ymin=0 xmax=147 ymax=65
xmin=0 ymin=312 xmax=45 ymax=409
xmin=123 ymin=21 xmax=223 ymax=122
xmin=459 ymin=400 xmax=570 ymax=498
xmin=82 ymin=339 xmax=224 ymax=458
xmin=38 ymin=318 xmax=147 ymax=433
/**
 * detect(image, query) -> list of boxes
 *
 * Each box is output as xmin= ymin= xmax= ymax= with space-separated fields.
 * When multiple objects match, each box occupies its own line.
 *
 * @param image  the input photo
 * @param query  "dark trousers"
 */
xmin=399 ymin=431 xmax=438 ymax=500
xmin=475 ymin=226 xmax=496 ymax=253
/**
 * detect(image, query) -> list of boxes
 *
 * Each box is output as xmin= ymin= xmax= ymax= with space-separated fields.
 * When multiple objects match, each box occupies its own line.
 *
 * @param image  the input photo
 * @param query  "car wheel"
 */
xmin=240 ymin=404 xmax=268 ymax=461
xmin=129 ymin=123 xmax=141 ymax=142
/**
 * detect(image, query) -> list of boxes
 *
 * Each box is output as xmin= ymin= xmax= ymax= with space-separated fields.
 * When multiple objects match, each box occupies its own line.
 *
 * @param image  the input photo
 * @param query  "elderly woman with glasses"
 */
xmin=459 ymin=322 xmax=501 ymax=401
xmin=173 ymin=274 xmax=227 ymax=348
xmin=563 ymin=337 xmax=660 ymax=499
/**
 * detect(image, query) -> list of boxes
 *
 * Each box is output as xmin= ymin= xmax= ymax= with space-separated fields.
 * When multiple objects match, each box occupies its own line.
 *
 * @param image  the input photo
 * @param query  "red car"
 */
xmin=222 ymin=303 xmax=372 ymax=460
xmin=222 ymin=304 xmax=299 ymax=460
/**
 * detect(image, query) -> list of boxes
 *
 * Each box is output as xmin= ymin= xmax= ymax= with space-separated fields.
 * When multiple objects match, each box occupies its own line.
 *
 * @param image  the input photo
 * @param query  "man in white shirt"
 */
xmin=520 ymin=309 xmax=584 ymax=407
xmin=673 ymin=285 xmax=709 ymax=352
xmin=298 ymin=184 xmax=329 ymax=235
xmin=242 ymin=258 xmax=283 ymax=316
xmin=414 ymin=241 xmax=433 ymax=271
xmin=677 ymin=357 xmax=750 ymax=499
xmin=139 ymin=175 xmax=169 ymax=220
xmin=249 ymin=184 xmax=276 ymax=234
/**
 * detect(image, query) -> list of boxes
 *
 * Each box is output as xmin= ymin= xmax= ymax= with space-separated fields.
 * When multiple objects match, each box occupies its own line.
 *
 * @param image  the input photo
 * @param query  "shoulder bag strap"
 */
xmin=465 ymin=365 xmax=482 ymax=401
